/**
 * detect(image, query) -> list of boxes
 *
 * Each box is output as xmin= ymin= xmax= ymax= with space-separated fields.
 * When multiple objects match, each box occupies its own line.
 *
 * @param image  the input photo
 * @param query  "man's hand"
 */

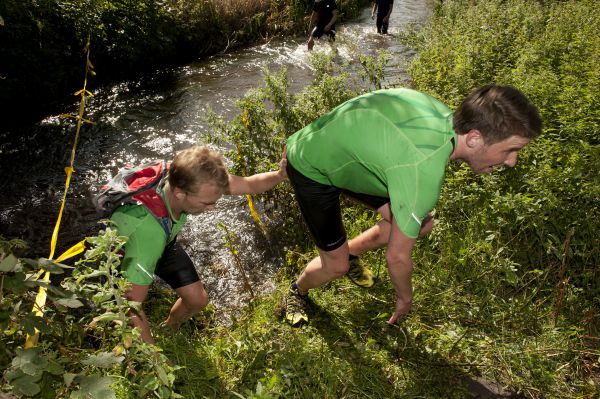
xmin=385 ymin=215 xmax=416 ymax=325
xmin=387 ymin=295 xmax=412 ymax=324
xmin=418 ymin=213 xmax=434 ymax=238
xmin=277 ymin=145 xmax=287 ymax=180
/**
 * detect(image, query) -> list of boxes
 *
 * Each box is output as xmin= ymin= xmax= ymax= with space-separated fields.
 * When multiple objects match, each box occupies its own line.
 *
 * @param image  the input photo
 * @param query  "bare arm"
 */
xmin=308 ymin=10 xmax=318 ymax=34
xmin=385 ymin=217 xmax=417 ymax=324
xmin=372 ymin=2 xmax=377 ymax=18
xmin=325 ymin=10 xmax=338 ymax=31
xmin=125 ymin=283 xmax=153 ymax=343
xmin=227 ymin=148 xmax=287 ymax=195
xmin=228 ymin=171 xmax=285 ymax=195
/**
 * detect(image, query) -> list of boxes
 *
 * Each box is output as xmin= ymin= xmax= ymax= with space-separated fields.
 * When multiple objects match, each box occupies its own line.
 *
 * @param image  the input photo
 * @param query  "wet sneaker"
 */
xmin=346 ymin=257 xmax=375 ymax=288
xmin=284 ymin=286 xmax=309 ymax=327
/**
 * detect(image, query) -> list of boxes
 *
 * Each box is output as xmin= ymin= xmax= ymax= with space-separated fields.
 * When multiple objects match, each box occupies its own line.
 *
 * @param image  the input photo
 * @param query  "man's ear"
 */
xmin=465 ymin=129 xmax=484 ymax=149
xmin=173 ymin=186 xmax=186 ymax=200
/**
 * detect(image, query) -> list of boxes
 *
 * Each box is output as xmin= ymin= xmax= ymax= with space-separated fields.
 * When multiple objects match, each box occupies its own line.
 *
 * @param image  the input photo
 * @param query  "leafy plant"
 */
xmin=1 ymin=229 xmax=182 ymax=398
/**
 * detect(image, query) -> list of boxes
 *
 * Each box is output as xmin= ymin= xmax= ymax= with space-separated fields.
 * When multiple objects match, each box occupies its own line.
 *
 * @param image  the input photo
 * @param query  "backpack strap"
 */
xmin=130 ymin=160 xmax=173 ymax=239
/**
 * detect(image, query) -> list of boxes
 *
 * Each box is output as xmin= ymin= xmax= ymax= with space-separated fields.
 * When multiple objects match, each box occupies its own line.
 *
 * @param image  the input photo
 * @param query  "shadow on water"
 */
xmin=0 ymin=0 xmax=432 ymax=316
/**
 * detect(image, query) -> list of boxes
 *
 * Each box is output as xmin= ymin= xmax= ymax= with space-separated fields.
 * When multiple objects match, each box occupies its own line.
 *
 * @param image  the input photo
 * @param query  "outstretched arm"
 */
xmin=227 ymin=148 xmax=287 ymax=195
xmin=385 ymin=217 xmax=417 ymax=324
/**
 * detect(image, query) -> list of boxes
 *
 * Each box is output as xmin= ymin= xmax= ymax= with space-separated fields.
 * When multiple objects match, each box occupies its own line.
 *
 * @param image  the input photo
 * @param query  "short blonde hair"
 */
xmin=168 ymin=146 xmax=229 ymax=193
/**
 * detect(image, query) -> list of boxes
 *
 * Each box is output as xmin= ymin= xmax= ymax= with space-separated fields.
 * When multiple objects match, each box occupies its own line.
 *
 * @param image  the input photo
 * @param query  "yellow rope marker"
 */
xmin=24 ymin=240 xmax=86 ymax=348
xmin=237 ymin=117 xmax=270 ymax=240
xmin=25 ymin=36 xmax=94 ymax=348
xmin=246 ymin=194 xmax=270 ymax=240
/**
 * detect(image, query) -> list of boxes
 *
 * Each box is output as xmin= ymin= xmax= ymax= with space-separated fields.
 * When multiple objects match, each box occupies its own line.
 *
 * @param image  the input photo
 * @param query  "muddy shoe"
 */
xmin=284 ymin=285 xmax=309 ymax=327
xmin=346 ymin=257 xmax=375 ymax=288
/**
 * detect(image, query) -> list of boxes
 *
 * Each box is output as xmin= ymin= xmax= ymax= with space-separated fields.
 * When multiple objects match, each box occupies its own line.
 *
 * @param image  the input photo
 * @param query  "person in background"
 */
xmin=372 ymin=0 xmax=394 ymax=34
xmin=307 ymin=0 xmax=338 ymax=50
xmin=110 ymin=145 xmax=286 ymax=343
xmin=282 ymin=85 xmax=542 ymax=327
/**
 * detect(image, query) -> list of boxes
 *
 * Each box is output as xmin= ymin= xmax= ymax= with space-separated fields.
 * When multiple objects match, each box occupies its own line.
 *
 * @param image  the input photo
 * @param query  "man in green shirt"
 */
xmin=283 ymin=85 xmax=541 ymax=326
xmin=111 ymin=145 xmax=287 ymax=343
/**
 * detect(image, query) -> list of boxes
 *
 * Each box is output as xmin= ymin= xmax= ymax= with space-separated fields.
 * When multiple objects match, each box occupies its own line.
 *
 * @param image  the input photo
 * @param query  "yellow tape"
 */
xmin=48 ymin=166 xmax=73 ymax=260
xmin=56 ymin=239 xmax=86 ymax=262
xmin=25 ymin=36 xmax=93 ymax=348
xmin=246 ymin=194 xmax=269 ymax=240
xmin=24 ymin=239 xmax=87 ymax=348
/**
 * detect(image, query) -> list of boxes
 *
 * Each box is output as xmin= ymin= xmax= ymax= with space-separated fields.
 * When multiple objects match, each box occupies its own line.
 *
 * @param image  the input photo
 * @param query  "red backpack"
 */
xmin=94 ymin=160 xmax=172 ymax=238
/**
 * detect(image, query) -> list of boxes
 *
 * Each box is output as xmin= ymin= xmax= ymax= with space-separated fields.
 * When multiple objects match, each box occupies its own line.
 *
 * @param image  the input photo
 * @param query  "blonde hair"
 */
xmin=168 ymin=146 xmax=229 ymax=193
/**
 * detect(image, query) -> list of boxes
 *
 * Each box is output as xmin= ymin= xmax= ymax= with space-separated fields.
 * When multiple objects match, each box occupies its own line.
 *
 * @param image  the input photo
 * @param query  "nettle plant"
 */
xmin=0 ymin=229 xmax=181 ymax=399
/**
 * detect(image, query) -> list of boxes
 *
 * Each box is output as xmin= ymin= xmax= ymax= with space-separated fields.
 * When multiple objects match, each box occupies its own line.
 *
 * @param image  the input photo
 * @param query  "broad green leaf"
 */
xmin=70 ymin=375 xmax=115 ymax=399
xmin=12 ymin=348 xmax=47 ymax=376
xmin=46 ymin=359 xmax=64 ymax=375
xmin=156 ymin=364 xmax=170 ymax=386
xmin=91 ymin=312 xmax=120 ymax=324
xmin=46 ymin=284 xmax=68 ymax=298
xmin=82 ymin=352 xmax=124 ymax=368
xmin=3 ymin=273 xmax=27 ymax=293
xmin=55 ymin=297 xmax=84 ymax=308
xmin=0 ymin=254 xmax=17 ymax=271
xmin=12 ymin=375 xmax=41 ymax=396
xmin=64 ymin=372 xmax=77 ymax=387
xmin=141 ymin=375 xmax=160 ymax=391
xmin=157 ymin=385 xmax=172 ymax=399
xmin=38 ymin=258 xmax=73 ymax=273
xmin=6 ymin=368 xmax=26 ymax=382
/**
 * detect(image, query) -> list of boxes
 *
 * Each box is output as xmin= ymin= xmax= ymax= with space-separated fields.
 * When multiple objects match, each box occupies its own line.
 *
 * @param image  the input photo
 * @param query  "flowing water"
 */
xmin=0 ymin=1 xmax=431 ymax=321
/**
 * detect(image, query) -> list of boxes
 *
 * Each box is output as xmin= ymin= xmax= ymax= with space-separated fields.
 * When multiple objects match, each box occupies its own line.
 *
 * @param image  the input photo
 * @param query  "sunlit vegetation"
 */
xmin=1 ymin=0 xmax=598 ymax=398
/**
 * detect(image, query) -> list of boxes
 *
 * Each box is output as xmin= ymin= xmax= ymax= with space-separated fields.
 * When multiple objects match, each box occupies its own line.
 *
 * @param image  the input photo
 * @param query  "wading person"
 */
xmin=307 ymin=0 xmax=338 ymax=51
xmin=282 ymin=85 xmax=541 ymax=327
xmin=105 ymin=145 xmax=286 ymax=343
xmin=371 ymin=0 xmax=394 ymax=34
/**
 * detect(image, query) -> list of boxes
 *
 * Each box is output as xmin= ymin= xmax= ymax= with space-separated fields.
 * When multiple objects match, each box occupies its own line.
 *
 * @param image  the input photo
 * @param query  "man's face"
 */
xmin=468 ymin=134 xmax=531 ymax=174
xmin=181 ymin=183 xmax=223 ymax=215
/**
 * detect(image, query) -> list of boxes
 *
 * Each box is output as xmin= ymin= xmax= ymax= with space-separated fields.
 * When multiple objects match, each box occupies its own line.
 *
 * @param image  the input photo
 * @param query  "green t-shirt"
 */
xmin=110 ymin=186 xmax=187 ymax=285
xmin=286 ymin=88 xmax=455 ymax=238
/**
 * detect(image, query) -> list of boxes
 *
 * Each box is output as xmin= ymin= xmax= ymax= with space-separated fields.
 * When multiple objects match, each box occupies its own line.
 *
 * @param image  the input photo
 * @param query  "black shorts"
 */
xmin=376 ymin=15 xmax=389 ymax=34
xmin=311 ymin=25 xmax=336 ymax=40
xmin=154 ymin=240 xmax=200 ymax=289
xmin=287 ymin=161 xmax=389 ymax=252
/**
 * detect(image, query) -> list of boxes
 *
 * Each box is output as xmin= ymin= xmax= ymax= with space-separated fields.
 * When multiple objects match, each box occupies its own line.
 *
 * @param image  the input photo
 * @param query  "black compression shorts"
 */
xmin=287 ymin=161 xmax=389 ymax=252
xmin=311 ymin=25 xmax=336 ymax=40
xmin=154 ymin=241 xmax=200 ymax=289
